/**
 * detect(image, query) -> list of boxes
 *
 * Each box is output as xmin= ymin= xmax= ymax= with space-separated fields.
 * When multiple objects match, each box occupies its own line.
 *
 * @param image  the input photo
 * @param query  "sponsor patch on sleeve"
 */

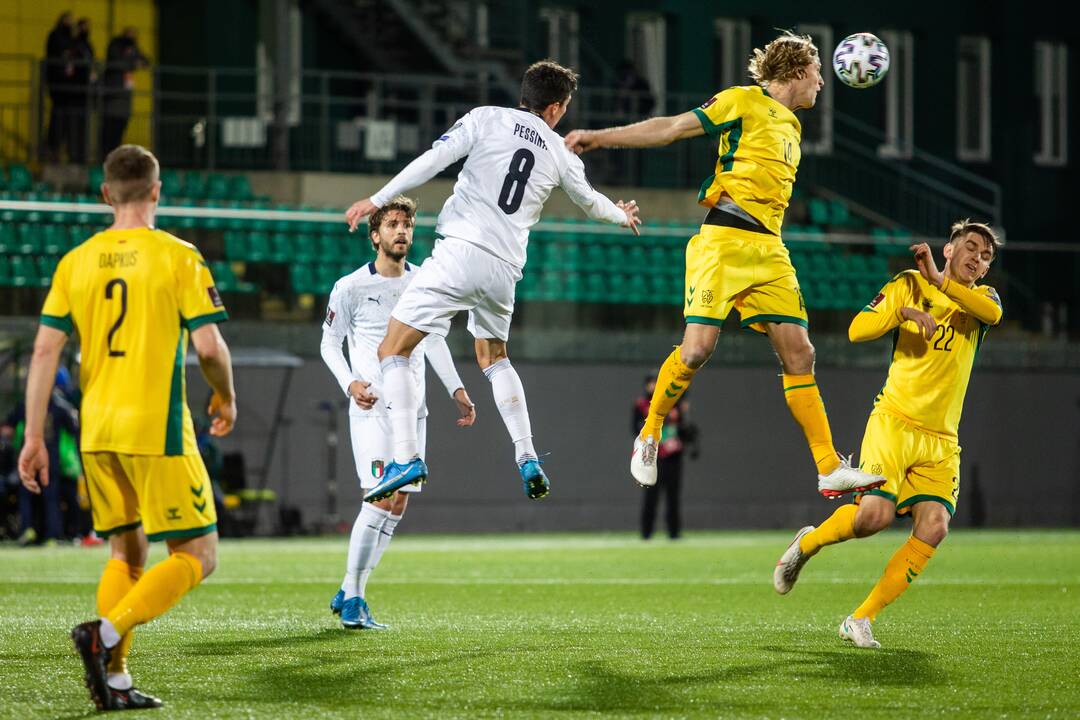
xmin=207 ymin=286 xmax=224 ymax=308
xmin=324 ymin=307 xmax=336 ymax=327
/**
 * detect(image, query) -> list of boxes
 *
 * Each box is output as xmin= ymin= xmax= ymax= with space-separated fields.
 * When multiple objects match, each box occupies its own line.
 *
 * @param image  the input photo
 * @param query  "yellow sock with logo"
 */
xmin=97 ymin=559 xmax=143 ymax=675
xmin=640 ymin=346 xmax=696 ymax=441
xmin=799 ymin=503 xmax=858 ymax=556
xmin=782 ymin=373 xmax=840 ymax=475
xmin=105 ymin=552 xmax=203 ymax=637
xmin=853 ymin=535 xmax=936 ymax=621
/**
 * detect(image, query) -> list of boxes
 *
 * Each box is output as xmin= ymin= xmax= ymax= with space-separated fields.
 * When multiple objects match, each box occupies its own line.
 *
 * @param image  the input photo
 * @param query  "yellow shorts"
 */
xmin=683 ymin=225 xmax=807 ymax=334
xmin=82 ymin=452 xmax=217 ymax=541
xmin=856 ymin=411 xmax=960 ymax=517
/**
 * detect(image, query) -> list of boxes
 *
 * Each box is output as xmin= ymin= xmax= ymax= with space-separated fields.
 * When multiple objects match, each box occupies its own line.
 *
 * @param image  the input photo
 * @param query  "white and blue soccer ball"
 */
xmin=832 ymin=33 xmax=890 ymax=89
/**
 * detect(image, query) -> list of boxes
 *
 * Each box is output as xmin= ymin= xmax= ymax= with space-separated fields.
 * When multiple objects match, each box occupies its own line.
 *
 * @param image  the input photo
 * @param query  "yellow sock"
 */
xmin=799 ymin=503 xmax=858 ymax=556
xmin=97 ymin=559 xmax=143 ymax=675
xmin=640 ymin=346 xmax=696 ymax=441
xmin=782 ymin=374 xmax=839 ymax=475
xmin=853 ymin=535 xmax=936 ymax=621
xmin=106 ymin=552 xmax=203 ymax=637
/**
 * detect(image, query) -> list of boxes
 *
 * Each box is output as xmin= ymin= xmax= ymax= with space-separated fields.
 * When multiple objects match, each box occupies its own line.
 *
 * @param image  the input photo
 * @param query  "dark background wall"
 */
xmin=189 ymin=341 xmax=1080 ymax=534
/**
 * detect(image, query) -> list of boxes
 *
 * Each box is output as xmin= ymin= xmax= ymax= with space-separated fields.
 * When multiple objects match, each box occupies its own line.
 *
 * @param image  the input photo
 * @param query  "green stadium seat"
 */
xmin=205 ymin=174 xmax=230 ymax=200
xmin=292 ymin=233 xmax=317 ymax=264
xmin=0 ymin=224 xmax=15 ymax=254
xmin=583 ymin=243 xmax=606 ymax=270
xmin=314 ymin=263 xmax=339 ymax=292
xmin=86 ymin=166 xmax=104 ymax=196
xmin=9 ymin=255 xmax=38 ymax=287
xmin=209 ymin=261 xmax=237 ymax=291
xmin=201 ymin=200 xmax=226 ymax=230
xmin=37 ymin=256 xmax=58 ymax=286
xmin=8 ymin=164 xmax=33 ymax=193
xmin=808 ymin=197 xmax=830 ymax=226
xmin=160 ymin=169 xmax=182 ymax=199
xmin=583 ymin=272 xmax=606 ymax=303
xmin=828 ymin=199 xmax=851 ymax=227
xmin=0 ymin=255 xmax=10 ymax=285
xmin=224 ymin=231 xmax=248 ymax=260
xmin=246 ymin=231 xmax=270 ymax=262
xmin=289 ymin=263 xmax=316 ymax=294
xmin=41 ymin=225 xmax=66 ymax=255
xmin=16 ymin=224 xmax=41 ymax=254
xmin=227 ymin=175 xmax=255 ymax=201
xmin=269 ymin=233 xmax=292 ymax=263
xmin=181 ymin=172 xmax=206 ymax=199
xmin=517 ymin=269 xmax=540 ymax=301
xmin=316 ymin=235 xmax=339 ymax=260
xmin=563 ymin=272 xmax=585 ymax=302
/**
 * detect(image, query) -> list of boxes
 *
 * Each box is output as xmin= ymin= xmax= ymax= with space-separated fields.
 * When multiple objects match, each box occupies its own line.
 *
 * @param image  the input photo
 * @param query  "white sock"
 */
xmin=341 ymin=503 xmax=390 ymax=600
xmin=381 ymin=356 xmax=420 ymax=463
xmin=359 ymin=512 xmax=403 ymax=598
xmin=483 ymin=359 xmax=537 ymax=464
xmin=99 ymin=618 xmax=121 ymax=648
xmin=107 ymin=672 xmax=133 ymax=691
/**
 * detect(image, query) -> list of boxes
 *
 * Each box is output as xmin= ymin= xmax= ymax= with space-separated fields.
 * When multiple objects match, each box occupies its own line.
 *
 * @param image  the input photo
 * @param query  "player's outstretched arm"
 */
xmin=423 ymin=335 xmax=475 ymax=427
xmin=191 ymin=324 xmax=237 ymax=436
xmin=560 ymin=153 xmax=643 ymax=234
xmin=17 ymin=324 xmax=67 ymax=493
xmin=910 ymin=242 xmax=1002 ymax=325
xmin=347 ymin=113 xmax=479 ymax=231
xmin=564 ymin=111 xmax=704 ymax=154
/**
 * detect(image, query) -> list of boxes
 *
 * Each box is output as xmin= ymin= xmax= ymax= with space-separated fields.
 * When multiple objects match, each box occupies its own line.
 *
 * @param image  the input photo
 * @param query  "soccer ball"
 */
xmin=832 ymin=33 xmax=890 ymax=89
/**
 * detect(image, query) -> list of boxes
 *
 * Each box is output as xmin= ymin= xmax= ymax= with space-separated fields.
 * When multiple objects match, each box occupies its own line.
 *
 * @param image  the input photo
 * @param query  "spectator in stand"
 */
xmin=615 ymin=60 xmax=655 ymax=118
xmin=2 ymin=370 xmax=80 ymax=546
xmin=68 ymin=17 xmax=97 ymax=164
xmin=632 ymin=374 xmax=698 ymax=540
xmin=101 ymin=27 xmax=150 ymax=160
xmin=44 ymin=12 xmax=75 ymax=162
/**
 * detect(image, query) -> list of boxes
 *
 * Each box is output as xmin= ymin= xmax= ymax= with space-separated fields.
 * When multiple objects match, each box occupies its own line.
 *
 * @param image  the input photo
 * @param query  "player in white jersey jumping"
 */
xmin=345 ymin=60 xmax=642 ymax=501
xmin=322 ymin=196 xmax=475 ymax=629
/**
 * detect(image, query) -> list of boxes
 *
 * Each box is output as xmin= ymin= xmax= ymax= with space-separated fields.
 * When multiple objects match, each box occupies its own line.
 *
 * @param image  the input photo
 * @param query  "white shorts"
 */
xmin=391 ymin=236 xmax=522 ymax=342
xmin=349 ymin=414 xmax=428 ymax=492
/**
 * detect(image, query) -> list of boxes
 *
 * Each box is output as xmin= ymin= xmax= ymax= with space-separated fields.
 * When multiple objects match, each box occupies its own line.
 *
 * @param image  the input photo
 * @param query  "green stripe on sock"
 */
xmin=783 ymin=382 xmax=817 ymax=392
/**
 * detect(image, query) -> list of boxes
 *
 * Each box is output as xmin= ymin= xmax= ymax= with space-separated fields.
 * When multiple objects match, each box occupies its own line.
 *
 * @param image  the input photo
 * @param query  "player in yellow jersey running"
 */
xmin=565 ymin=31 xmax=883 ymax=497
xmin=773 ymin=221 xmax=1003 ymax=649
xmin=17 ymin=145 xmax=237 ymax=711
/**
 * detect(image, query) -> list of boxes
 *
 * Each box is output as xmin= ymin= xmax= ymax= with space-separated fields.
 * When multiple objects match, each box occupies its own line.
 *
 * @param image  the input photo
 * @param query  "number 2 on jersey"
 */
xmin=497 ymin=148 xmax=535 ymax=214
xmin=104 ymin=278 xmax=128 ymax=357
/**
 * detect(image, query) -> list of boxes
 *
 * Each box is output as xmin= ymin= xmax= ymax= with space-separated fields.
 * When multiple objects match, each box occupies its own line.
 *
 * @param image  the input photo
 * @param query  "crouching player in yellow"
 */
xmin=18 ymin=145 xmax=236 ymax=710
xmin=772 ymin=220 xmax=1003 ymax=648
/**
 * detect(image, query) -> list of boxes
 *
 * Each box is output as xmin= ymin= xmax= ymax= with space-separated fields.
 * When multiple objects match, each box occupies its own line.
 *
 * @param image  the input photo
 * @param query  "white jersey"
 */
xmin=320 ymin=261 xmax=463 ymax=419
xmin=370 ymin=106 xmax=627 ymax=268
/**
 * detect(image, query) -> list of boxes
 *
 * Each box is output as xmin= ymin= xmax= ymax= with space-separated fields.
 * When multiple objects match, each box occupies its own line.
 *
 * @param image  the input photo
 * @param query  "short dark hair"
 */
xmin=949 ymin=218 xmax=1002 ymax=258
xmin=520 ymin=60 xmax=578 ymax=113
xmin=368 ymin=195 xmax=417 ymax=251
xmin=103 ymin=144 xmax=159 ymax=204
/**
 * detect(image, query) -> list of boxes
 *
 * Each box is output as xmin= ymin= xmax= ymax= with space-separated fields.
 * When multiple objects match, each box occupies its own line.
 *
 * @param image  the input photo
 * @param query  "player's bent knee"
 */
xmin=779 ymin=342 xmax=815 ymax=375
xmin=854 ymin=502 xmax=893 ymax=537
xmin=475 ymin=339 xmax=508 ymax=369
xmin=678 ymin=342 xmax=713 ymax=369
xmin=914 ymin=519 xmax=949 ymax=547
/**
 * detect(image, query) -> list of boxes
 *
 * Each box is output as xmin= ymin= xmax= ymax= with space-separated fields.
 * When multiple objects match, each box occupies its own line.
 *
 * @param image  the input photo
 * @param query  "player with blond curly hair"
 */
xmin=566 ymin=32 xmax=884 ymax=497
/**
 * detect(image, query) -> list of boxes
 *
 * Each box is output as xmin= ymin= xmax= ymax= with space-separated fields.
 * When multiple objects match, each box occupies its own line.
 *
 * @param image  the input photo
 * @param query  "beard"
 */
xmin=380 ymin=237 xmax=410 ymax=260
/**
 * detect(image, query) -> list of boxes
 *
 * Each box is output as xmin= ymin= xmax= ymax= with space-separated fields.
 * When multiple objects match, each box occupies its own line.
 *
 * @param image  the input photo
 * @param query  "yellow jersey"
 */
xmin=692 ymin=85 xmax=801 ymax=235
xmin=41 ymin=228 xmax=228 ymax=456
xmin=849 ymin=270 xmax=1002 ymax=440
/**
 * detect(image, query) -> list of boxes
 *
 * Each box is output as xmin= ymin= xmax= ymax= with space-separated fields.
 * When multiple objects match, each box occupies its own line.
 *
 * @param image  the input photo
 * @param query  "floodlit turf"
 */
xmin=2 ymin=530 xmax=1078 ymax=719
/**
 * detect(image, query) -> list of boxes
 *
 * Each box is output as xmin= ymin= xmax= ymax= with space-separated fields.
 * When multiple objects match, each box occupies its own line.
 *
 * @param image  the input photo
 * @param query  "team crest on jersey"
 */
xmin=206 ymin=286 xmax=223 ymax=308
xmin=371 ymin=460 xmax=384 ymax=479
xmin=921 ymin=297 xmax=934 ymax=312
xmin=701 ymin=289 xmax=714 ymax=306
xmin=868 ymin=292 xmax=885 ymax=309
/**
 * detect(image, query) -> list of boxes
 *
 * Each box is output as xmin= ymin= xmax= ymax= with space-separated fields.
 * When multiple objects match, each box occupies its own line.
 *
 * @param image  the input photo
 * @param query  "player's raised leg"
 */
xmin=633 ymin=323 xmax=718 ymax=486
xmin=766 ymin=322 xmax=884 ymax=496
xmin=845 ymin=500 xmax=947 ymax=648
xmin=476 ymin=338 xmax=548 ymax=499
xmin=774 ymin=496 xmax=893 ymax=594
xmin=368 ymin=318 xmax=429 ymax=501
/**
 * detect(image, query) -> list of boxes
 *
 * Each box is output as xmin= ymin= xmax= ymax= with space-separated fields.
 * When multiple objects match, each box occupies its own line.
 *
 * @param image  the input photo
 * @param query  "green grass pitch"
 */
xmin=2 ymin=530 xmax=1077 ymax=718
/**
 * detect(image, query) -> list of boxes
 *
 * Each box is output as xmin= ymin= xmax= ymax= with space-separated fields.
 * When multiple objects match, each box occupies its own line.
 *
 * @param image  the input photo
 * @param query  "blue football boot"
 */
xmin=329 ymin=589 xmax=345 ymax=616
xmin=341 ymin=596 xmax=389 ymax=630
xmin=364 ymin=457 xmax=428 ymax=502
xmin=519 ymin=459 xmax=550 ymax=499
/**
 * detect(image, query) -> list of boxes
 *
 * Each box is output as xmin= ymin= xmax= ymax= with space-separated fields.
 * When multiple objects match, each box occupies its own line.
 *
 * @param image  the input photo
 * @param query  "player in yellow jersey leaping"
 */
xmin=18 ymin=145 xmax=237 ymax=710
xmin=565 ymin=31 xmax=884 ymax=497
xmin=773 ymin=220 xmax=1003 ymax=649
